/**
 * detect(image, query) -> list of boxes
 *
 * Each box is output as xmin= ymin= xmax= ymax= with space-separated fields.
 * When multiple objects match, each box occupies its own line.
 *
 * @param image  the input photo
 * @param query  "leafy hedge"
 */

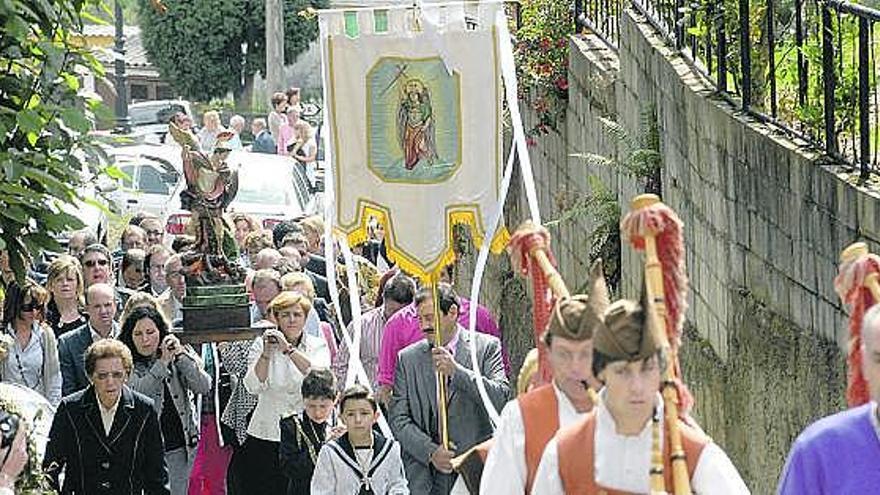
xmin=0 ymin=0 xmax=113 ymax=280
xmin=138 ymin=0 xmax=327 ymax=104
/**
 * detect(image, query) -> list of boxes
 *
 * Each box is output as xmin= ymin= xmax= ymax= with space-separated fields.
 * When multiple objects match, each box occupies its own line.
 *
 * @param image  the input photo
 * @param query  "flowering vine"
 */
xmin=513 ymin=0 xmax=571 ymax=146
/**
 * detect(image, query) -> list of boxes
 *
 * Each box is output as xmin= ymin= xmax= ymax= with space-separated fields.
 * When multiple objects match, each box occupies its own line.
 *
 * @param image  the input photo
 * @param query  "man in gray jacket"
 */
xmin=390 ymin=284 xmax=509 ymax=495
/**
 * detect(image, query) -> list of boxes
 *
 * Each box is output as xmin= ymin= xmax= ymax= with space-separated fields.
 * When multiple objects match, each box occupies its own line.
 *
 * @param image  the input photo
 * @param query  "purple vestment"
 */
xmin=777 ymin=402 xmax=880 ymax=494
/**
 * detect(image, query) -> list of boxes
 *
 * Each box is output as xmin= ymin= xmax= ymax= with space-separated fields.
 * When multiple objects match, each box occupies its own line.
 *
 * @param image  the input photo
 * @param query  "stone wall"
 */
xmin=473 ymin=7 xmax=880 ymax=493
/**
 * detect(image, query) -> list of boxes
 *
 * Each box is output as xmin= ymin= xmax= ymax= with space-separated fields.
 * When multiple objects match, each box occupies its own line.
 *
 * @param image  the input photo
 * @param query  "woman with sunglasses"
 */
xmin=0 ymin=282 xmax=62 ymax=407
xmin=119 ymin=306 xmax=211 ymax=495
xmin=44 ymin=255 xmax=88 ymax=338
xmin=79 ymin=244 xmax=113 ymax=289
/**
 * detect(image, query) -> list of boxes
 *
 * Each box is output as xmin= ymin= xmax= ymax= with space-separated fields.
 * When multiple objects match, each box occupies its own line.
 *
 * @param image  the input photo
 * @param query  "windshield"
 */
xmin=129 ymin=104 xmax=187 ymax=126
xmin=236 ymin=166 xmax=294 ymax=207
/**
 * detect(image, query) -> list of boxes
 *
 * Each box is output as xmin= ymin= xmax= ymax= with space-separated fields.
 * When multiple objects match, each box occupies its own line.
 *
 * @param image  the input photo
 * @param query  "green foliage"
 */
xmin=0 ymin=0 xmax=109 ymax=283
xmin=570 ymin=109 xmax=662 ymax=182
xmin=686 ymin=0 xmax=873 ymax=160
xmin=283 ymin=2 xmax=321 ymax=65
xmin=83 ymin=0 xmax=139 ymax=24
xmin=514 ymin=0 xmax=571 ymax=143
xmin=138 ymin=0 xmax=327 ymax=104
xmin=555 ymin=107 xmax=664 ymax=290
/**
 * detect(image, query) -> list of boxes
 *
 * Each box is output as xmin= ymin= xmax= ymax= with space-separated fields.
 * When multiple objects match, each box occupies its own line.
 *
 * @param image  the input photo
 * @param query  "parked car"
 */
xmin=164 ymin=151 xmax=322 ymax=237
xmin=128 ymin=99 xmax=193 ymax=144
xmin=103 ymin=144 xmax=183 ymax=219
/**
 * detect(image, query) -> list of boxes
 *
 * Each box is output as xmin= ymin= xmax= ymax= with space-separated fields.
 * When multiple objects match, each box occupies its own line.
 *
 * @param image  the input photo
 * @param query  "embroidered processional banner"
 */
xmin=319 ymin=3 xmax=509 ymax=280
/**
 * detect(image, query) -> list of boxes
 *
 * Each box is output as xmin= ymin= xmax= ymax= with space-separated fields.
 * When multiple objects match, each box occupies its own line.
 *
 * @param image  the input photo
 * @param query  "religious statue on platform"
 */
xmin=168 ymin=118 xmax=245 ymax=285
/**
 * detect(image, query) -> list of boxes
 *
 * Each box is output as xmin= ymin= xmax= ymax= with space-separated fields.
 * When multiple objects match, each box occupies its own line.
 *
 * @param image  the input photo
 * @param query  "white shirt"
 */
xmin=243 ymin=333 xmax=330 ymax=442
xmin=90 ymin=322 xmax=118 ymax=343
xmin=311 ymin=438 xmax=409 ymax=494
xmin=532 ymin=392 xmax=750 ymax=494
xmin=480 ymin=382 xmax=588 ymax=494
xmin=332 ymin=306 xmax=388 ymax=391
xmin=98 ymin=394 xmax=121 ymax=436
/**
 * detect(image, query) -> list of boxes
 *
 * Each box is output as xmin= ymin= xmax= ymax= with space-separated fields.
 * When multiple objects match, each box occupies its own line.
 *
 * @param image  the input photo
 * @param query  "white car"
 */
xmin=164 ymin=151 xmax=322 ymax=236
xmin=128 ymin=100 xmax=193 ymax=144
xmin=104 ymin=144 xmax=183 ymax=219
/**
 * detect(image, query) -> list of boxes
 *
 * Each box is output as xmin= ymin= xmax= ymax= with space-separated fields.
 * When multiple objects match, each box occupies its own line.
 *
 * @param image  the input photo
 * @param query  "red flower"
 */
xmin=555 ymin=77 xmax=569 ymax=91
xmin=540 ymin=38 xmax=552 ymax=50
xmin=526 ymin=137 xmax=538 ymax=148
xmin=557 ymin=38 xmax=567 ymax=48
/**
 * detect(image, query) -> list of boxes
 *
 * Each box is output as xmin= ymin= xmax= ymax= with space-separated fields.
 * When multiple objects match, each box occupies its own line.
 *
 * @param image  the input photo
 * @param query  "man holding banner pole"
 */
xmin=390 ymin=284 xmax=509 ymax=494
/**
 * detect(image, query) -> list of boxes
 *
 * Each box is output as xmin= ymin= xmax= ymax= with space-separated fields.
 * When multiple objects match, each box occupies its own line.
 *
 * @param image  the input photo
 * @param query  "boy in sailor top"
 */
xmin=311 ymin=385 xmax=409 ymax=494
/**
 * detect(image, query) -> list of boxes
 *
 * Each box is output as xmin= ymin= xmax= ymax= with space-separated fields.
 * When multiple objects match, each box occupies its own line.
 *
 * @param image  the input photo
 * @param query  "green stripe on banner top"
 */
xmin=374 ymin=9 xmax=389 ymax=33
xmin=344 ymin=11 xmax=359 ymax=38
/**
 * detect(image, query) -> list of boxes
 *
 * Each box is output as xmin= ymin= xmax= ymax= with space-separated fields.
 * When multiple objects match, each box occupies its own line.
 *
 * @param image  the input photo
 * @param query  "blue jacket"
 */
xmin=252 ymin=130 xmax=277 ymax=154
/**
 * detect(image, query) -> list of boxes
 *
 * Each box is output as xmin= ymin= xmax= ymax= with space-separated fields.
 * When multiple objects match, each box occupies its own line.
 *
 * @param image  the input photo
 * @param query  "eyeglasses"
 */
xmin=20 ymin=302 xmax=44 ymax=312
xmin=145 ymin=230 xmax=162 ymax=236
xmin=83 ymin=259 xmax=109 ymax=268
xmin=94 ymin=371 xmax=126 ymax=381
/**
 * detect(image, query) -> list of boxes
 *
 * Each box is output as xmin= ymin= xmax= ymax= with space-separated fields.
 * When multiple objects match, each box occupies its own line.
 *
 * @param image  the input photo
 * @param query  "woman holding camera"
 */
xmin=119 ymin=306 xmax=211 ymax=495
xmin=229 ymin=291 xmax=330 ymax=495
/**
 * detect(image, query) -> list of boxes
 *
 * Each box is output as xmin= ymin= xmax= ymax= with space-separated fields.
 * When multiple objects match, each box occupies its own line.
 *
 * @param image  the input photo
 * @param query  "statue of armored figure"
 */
xmin=168 ymin=116 xmax=246 ymax=285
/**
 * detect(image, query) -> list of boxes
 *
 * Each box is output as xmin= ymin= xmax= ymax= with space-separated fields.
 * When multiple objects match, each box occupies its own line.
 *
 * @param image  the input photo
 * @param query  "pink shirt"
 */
xmin=320 ymin=322 xmax=337 ymax=364
xmin=276 ymin=122 xmax=295 ymax=155
xmin=377 ymin=297 xmax=508 ymax=386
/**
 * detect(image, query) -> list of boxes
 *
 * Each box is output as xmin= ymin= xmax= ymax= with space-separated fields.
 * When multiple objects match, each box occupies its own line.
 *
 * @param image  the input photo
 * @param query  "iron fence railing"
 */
xmin=575 ymin=0 xmax=880 ymax=179
xmin=575 ymin=0 xmax=623 ymax=48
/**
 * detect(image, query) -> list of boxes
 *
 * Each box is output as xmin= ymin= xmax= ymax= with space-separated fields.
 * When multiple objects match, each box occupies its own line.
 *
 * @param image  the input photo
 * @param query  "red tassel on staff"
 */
xmin=834 ymin=242 xmax=880 ymax=407
xmin=508 ymin=223 xmax=566 ymax=386
xmin=621 ymin=197 xmax=694 ymax=414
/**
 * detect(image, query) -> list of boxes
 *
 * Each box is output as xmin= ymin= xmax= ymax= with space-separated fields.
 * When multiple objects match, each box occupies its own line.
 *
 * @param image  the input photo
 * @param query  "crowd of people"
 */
xmin=183 ymin=87 xmax=320 ymax=190
xmin=0 ymin=89 xmax=875 ymax=493
xmin=0 ymin=200 xmax=514 ymax=494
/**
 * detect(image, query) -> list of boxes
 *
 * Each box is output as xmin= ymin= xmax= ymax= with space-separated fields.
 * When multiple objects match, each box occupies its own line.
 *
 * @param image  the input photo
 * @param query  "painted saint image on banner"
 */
xmin=367 ymin=57 xmax=461 ymax=183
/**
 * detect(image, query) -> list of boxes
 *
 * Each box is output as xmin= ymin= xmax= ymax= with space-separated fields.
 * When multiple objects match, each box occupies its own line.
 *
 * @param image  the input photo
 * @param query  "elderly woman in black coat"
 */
xmin=43 ymin=339 xmax=170 ymax=494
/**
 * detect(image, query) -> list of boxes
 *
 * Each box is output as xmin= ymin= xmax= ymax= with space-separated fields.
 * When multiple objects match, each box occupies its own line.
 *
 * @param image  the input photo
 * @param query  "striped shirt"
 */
xmin=332 ymin=306 xmax=388 ymax=391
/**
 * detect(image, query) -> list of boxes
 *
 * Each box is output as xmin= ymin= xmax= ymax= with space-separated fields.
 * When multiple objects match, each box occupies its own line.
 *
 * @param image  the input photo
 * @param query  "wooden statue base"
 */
xmin=182 ymin=284 xmax=250 ymax=331
xmin=171 ymin=326 xmax=266 ymax=344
